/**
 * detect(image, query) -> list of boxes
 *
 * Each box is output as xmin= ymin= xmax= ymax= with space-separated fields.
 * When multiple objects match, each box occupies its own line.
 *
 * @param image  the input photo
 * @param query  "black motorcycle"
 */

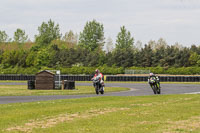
xmin=92 ymin=78 xmax=104 ymax=95
xmin=149 ymin=77 xmax=161 ymax=94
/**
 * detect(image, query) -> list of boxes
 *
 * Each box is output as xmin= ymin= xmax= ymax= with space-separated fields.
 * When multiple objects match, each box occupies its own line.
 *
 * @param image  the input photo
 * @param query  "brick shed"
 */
xmin=35 ymin=70 xmax=55 ymax=90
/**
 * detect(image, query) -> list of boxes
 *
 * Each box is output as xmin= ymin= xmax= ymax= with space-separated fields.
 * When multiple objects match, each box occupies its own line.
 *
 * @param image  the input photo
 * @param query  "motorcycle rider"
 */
xmin=91 ymin=69 xmax=104 ymax=90
xmin=148 ymin=73 xmax=160 ymax=89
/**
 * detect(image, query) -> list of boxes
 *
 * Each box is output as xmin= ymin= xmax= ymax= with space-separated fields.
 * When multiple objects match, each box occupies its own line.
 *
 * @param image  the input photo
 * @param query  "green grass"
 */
xmin=0 ymin=85 xmax=129 ymax=96
xmin=0 ymin=80 xmax=27 ymax=83
xmin=0 ymin=94 xmax=199 ymax=133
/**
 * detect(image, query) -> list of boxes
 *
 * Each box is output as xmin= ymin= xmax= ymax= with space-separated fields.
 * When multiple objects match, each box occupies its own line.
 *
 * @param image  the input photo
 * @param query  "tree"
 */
xmin=62 ymin=30 xmax=78 ymax=48
xmin=112 ymin=48 xmax=134 ymax=67
xmin=135 ymin=40 xmax=143 ymax=51
xmin=190 ymin=44 xmax=200 ymax=54
xmin=13 ymin=29 xmax=28 ymax=43
xmin=133 ymin=50 xmax=143 ymax=67
xmin=47 ymin=44 xmax=60 ymax=67
xmin=0 ymin=50 xmax=3 ymax=64
xmin=84 ymin=50 xmax=100 ymax=67
xmin=35 ymin=48 xmax=50 ymax=67
xmin=115 ymin=26 xmax=134 ymax=50
xmin=105 ymin=51 xmax=114 ymax=66
xmin=148 ymin=40 xmax=156 ymax=50
xmin=26 ymin=51 xmax=37 ymax=67
xmin=163 ymin=46 xmax=179 ymax=67
xmin=173 ymin=42 xmax=183 ymax=50
xmin=175 ymin=47 xmax=190 ymax=67
xmin=152 ymin=45 xmax=165 ymax=67
xmin=35 ymin=19 xmax=61 ymax=46
xmin=79 ymin=20 xmax=105 ymax=51
xmin=105 ymin=37 xmax=114 ymax=53
xmin=189 ymin=52 xmax=199 ymax=66
xmin=156 ymin=38 xmax=167 ymax=50
xmin=15 ymin=49 xmax=27 ymax=67
xmin=0 ymin=30 xmax=9 ymax=43
xmin=141 ymin=44 xmax=154 ymax=67
xmin=111 ymin=26 xmax=134 ymax=67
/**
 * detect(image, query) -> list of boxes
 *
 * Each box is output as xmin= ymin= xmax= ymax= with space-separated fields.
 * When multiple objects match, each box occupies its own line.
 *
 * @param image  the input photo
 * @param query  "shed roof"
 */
xmin=36 ymin=70 xmax=55 ymax=76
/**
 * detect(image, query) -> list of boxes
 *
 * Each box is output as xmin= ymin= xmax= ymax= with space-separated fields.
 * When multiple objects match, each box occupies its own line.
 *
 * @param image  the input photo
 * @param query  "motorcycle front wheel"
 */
xmin=152 ymin=85 xmax=157 ymax=94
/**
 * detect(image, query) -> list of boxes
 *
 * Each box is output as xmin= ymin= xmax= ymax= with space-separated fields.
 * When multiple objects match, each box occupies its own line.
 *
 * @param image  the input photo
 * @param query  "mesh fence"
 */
xmin=125 ymin=69 xmax=150 ymax=74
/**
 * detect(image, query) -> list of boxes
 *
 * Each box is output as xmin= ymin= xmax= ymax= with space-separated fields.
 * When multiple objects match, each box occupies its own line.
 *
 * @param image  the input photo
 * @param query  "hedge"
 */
xmin=0 ymin=66 xmax=200 ymax=75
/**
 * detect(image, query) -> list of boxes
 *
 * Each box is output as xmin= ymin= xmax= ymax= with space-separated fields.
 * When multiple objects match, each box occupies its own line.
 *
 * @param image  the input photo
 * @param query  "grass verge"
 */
xmin=0 ymin=94 xmax=199 ymax=133
xmin=0 ymin=85 xmax=129 ymax=96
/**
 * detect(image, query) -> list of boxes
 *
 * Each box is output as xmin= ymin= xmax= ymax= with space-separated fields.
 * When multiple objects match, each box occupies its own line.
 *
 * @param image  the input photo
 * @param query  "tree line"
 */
xmin=0 ymin=19 xmax=200 ymax=74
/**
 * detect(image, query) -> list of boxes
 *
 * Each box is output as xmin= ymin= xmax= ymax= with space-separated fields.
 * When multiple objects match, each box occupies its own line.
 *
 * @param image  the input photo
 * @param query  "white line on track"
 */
xmin=184 ymin=92 xmax=200 ymax=94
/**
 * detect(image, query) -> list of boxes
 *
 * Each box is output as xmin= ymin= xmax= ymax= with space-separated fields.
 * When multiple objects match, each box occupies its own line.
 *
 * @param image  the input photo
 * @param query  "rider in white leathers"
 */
xmin=91 ymin=69 xmax=104 ymax=90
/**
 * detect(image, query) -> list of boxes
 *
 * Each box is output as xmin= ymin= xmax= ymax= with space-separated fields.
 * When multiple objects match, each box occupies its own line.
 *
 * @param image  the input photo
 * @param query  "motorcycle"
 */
xmin=149 ymin=77 xmax=161 ymax=94
xmin=92 ymin=77 xmax=104 ymax=95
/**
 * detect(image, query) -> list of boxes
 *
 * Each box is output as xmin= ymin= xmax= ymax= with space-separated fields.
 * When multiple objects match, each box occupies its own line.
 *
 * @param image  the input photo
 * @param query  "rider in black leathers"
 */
xmin=148 ymin=73 xmax=160 ymax=89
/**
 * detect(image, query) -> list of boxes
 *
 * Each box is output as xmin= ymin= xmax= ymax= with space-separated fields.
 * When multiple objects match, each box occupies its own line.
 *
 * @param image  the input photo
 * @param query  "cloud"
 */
xmin=0 ymin=0 xmax=200 ymax=45
xmin=158 ymin=0 xmax=200 ymax=10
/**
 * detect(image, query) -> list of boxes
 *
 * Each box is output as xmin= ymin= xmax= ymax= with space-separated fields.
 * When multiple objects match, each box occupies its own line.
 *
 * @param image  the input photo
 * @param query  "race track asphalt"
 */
xmin=0 ymin=82 xmax=200 ymax=104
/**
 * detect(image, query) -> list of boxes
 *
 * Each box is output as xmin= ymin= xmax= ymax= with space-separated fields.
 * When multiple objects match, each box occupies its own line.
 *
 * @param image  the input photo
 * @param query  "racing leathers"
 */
xmin=92 ymin=73 xmax=104 ymax=90
xmin=148 ymin=75 xmax=160 ymax=89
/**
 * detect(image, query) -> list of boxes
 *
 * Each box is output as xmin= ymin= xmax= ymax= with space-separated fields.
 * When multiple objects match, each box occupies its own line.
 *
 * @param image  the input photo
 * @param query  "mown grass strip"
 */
xmin=0 ymin=80 xmax=27 ymax=83
xmin=0 ymin=94 xmax=199 ymax=133
xmin=0 ymin=85 xmax=129 ymax=96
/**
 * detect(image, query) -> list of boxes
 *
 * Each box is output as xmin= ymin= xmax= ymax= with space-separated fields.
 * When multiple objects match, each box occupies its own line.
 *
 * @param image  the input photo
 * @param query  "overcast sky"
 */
xmin=0 ymin=0 xmax=200 ymax=46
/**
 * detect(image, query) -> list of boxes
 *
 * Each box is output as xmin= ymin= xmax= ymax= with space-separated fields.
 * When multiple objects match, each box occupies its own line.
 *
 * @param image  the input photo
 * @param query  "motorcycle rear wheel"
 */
xmin=95 ymin=86 xmax=99 ymax=95
xmin=100 ymin=87 xmax=104 ymax=94
xmin=157 ymin=87 xmax=161 ymax=94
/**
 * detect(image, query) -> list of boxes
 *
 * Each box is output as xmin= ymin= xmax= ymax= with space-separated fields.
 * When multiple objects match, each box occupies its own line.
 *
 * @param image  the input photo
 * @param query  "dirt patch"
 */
xmin=131 ymin=103 xmax=154 ymax=107
xmin=5 ymin=107 xmax=130 ymax=132
xmin=130 ymin=97 xmax=193 ymax=107
xmin=159 ymin=116 xmax=200 ymax=133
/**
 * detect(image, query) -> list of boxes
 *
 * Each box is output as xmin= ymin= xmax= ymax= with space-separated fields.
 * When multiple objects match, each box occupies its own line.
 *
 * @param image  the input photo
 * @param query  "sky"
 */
xmin=0 ymin=0 xmax=200 ymax=46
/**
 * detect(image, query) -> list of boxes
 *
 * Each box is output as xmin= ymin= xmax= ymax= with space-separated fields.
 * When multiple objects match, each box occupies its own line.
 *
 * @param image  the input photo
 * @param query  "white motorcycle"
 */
xmin=92 ymin=77 xmax=104 ymax=95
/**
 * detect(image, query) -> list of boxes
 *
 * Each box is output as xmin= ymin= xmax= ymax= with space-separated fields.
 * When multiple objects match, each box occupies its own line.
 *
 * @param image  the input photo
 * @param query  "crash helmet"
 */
xmin=95 ymin=69 xmax=100 ymax=74
xmin=149 ymin=73 xmax=154 ymax=76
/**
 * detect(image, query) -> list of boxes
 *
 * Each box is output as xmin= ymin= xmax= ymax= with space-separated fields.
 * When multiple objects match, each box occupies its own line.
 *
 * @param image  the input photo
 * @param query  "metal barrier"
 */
xmin=27 ymin=80 xmax=35 ymax=89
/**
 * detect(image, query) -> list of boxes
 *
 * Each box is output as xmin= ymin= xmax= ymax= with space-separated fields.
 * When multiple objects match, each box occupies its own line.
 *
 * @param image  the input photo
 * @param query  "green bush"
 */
xmin=0 ymin=66 xmax=200 ymax=75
